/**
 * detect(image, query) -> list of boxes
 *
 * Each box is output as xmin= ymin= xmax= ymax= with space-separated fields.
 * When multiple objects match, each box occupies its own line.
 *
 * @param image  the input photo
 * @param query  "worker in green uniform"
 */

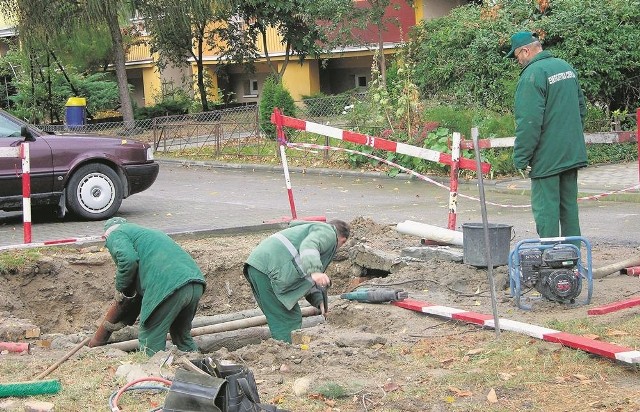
xmin=244 ymin=220 xmax=350 ymax=343
xmin=103 ymin=217 xmax=206 ymax=355
xmin=507 ymin=31 xmax=587 ymax=244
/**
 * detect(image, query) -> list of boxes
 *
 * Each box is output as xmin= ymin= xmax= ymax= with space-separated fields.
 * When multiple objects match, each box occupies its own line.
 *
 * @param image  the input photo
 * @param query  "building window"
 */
xmin=244 ymin=79 xmax=259 ymax=97
xmin=355 ymin=75 xmax=367 ymax=88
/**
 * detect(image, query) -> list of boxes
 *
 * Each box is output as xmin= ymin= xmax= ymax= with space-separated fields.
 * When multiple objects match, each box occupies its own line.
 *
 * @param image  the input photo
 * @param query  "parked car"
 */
xmin=0 ymin=109 xmax=159 ymax=220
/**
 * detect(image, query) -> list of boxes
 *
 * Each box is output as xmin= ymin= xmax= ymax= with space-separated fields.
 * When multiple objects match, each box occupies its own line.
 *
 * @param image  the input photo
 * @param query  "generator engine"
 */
xmin=518 ymin=244 xmax=582 ymax=303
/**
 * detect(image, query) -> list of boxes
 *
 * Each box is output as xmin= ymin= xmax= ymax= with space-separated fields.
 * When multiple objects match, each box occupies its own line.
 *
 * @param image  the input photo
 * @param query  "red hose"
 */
xmin=112 ymin=376 xmax=172 ymax=411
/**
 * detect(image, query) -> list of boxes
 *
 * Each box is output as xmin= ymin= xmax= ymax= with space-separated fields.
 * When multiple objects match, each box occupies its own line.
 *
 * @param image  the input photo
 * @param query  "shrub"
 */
xmin=259 ymin=76 xmax=296 ymax=140
xmin=408 ymin=0 xmax=640 ymax=113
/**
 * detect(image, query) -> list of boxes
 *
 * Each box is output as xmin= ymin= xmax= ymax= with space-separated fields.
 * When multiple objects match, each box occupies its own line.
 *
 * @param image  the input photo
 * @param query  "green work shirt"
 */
xmin=246 ymin=221 xmax=339 ymax=310
xmin=105 ymin=223 xmax=206 ymax=325
xmin=513 ymin=50 xmax=588 ymax=178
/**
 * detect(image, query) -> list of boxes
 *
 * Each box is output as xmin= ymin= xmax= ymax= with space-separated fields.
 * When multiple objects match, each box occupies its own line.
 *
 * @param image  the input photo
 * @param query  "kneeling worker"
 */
xmin=244 ymin=220 xmax=350 ymax=343
xmin=103 ymin=217 xmax=206 ymax=355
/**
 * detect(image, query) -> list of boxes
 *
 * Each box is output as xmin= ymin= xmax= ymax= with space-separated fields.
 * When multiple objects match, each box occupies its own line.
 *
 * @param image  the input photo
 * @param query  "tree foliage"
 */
xmin=136 ymin=0 xmax=225 ymax=112
xmin=220 ymin=0 xmax=354 ymax=79
xmin=408 ymin=0 xmax=640 ymax=113
xmin=0 ymin=0 xmax=137 ymax=123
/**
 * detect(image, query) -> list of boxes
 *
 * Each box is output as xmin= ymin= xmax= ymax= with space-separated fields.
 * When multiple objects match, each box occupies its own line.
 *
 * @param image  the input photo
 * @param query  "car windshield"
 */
xmin=0 ymin=113 xmax=24 ymax=138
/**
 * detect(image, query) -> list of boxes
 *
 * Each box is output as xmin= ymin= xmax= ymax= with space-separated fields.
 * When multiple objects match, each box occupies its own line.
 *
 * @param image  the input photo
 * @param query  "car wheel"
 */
xmin=66 ymin=164 xmax=123 ymax=220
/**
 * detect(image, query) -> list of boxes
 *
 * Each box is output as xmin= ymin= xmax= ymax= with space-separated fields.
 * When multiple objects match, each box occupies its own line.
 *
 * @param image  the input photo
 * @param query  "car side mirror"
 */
xmin=21 ymin=125 xmax=35 ymax=141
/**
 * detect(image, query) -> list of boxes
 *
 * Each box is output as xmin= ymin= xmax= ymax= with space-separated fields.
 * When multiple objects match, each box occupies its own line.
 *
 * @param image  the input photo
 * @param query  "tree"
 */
xmin=220 ymin=0 xmax=354 ymax=80
xmin=136 ymin=0 xmax=225 ymax=112
xmin=83 ymin=0 xmax=136 ymax=125
xmin=0 ymin=0 xmax=137 ymax=124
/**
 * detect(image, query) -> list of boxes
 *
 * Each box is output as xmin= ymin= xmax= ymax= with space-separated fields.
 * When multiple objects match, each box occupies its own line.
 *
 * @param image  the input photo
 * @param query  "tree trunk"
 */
xmin=104 ymin=5 xmax=134 ymax=126
xmin=195 ymin=35 xmax=209 ymax=112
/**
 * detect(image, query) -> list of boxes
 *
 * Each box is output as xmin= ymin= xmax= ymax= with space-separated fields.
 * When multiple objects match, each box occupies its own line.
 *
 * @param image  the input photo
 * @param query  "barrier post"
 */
xmin=20 ymin=142 xmax=32 ymax=243
xmin=448 ymin=132 xmax=461 ymax=230
xmin=637 ymin=107 xmax=639 ymax=183
xmin=274 ymin=108 xmax=297 ymax=219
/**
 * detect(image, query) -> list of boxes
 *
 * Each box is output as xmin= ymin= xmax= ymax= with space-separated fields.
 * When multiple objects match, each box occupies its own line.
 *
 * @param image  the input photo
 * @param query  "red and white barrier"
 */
xmin=271 ymin=108 xmax=490 ymax=223
xmin=20 ymin=143 xmax=31 ymax=243
xmin=0 ymin=235 xmax=104 ymax=252
xmin=0 ymin=143 xmax=31 ymax=243
xmin=271 ymin=109 xmax=490 ymax=174
xmin=587 ymin=297 xmax=640 ymax=315
xmin=394 ymin=298 xmax=640 ymax=365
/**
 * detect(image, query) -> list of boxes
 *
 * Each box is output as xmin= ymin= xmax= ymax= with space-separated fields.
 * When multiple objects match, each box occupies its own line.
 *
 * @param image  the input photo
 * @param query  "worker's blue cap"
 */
xmin=506 ymin=31 xmax=539 ymax=58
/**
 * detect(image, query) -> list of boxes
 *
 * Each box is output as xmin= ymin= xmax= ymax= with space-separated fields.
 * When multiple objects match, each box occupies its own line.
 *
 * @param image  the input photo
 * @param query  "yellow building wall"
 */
xmin=142 ymin=66 xmax=161 ymax=106
xmin=281 ymin=60 xmax=320 ymax=100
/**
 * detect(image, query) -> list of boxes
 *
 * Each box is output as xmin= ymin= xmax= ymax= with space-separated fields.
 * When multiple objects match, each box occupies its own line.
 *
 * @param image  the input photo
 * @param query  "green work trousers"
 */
xmin=245 ymin=265 xmax=302 ymax=343
xmin=138 ymin=282 xmax=204 ymax=355
xmin=530 ymin=168 xmax=581 ymax=244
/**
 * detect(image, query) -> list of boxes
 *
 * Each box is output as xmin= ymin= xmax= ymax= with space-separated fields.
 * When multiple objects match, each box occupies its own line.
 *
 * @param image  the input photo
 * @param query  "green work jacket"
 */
xmin=246 ymin=221 xmax=339 ymax=310
xmin=513 ymin=50 xmax=588 ymax=178
xmin=105 ymin=223 xmax=206 ymax=325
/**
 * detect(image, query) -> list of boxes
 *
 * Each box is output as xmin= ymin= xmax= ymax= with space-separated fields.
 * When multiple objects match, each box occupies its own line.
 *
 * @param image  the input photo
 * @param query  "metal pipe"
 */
xmin=472 ymin=127 xmax=500 ymax=337
xmin=105 ymin=306 xmax=320 ymax=352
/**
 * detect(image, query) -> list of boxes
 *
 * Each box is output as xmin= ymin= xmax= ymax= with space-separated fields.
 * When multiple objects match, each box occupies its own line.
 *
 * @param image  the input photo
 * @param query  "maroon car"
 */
xmin=0 ymin=109 xmax=159 ymax=220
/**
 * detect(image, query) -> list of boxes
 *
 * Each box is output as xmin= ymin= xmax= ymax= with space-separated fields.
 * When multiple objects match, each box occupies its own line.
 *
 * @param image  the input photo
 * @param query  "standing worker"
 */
xmin=507 ymin=31 xmax=587 ymax=244
xmin=244 ymin=220 xmax=350 ymax=343
xmin=103 ymin=217 xmax=206 ymax=355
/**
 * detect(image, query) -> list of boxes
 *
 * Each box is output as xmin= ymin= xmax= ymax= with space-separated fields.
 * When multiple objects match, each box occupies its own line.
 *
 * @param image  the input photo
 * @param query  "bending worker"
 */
xmin=244 ymin=220 xmax=350 ymax=343
xmin=103 ymin=217 xmax=206 ymax=355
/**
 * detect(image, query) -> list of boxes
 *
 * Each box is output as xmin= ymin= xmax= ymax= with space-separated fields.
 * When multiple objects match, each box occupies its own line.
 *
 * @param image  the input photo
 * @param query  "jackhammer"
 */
xmin=340 ymin=288 xmax=408 ymax=304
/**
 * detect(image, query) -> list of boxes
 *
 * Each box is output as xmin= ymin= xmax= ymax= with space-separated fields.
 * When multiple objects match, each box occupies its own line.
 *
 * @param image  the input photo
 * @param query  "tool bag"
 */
xmin=164 ymin=357 xmax=286 ymax=412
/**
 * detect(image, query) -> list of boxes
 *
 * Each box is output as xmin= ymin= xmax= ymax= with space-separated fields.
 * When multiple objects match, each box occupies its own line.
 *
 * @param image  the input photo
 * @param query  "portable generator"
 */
xmin=508 ymin=236 xmax=593 ymax=310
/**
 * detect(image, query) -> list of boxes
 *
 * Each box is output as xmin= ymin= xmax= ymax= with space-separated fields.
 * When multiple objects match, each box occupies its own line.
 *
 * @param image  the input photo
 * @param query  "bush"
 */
xmin=134 ymin=99 xmax=189 ymax=120
xmin=408 ymin=0 xmax=640 ymax=113
xmin=259 ymin=76 xmax=296 ymax=140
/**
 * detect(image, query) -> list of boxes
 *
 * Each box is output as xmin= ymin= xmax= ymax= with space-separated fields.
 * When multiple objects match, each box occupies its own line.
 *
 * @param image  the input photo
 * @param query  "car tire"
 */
xmin=66 ymin=164 xmax=123 ymax=220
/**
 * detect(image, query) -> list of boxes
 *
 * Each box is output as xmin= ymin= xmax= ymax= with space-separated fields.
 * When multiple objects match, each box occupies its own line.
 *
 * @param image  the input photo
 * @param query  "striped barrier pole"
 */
xmin=20 ymin=143 xmax=31 ymax=243
xmin=447 ymin=132 xmax=461 ymax=230
xmin=0 ymin=235 xmax=104 ymax=252
xmin=393 ymin=298 xmax=640 ymax=366
xmin=274 ymin=108 xmax=297 ymax=219
xmin=637 ymin=107 xmax=639 ymax=183
xmin=270 ymin=109 xmax=490 ymax=174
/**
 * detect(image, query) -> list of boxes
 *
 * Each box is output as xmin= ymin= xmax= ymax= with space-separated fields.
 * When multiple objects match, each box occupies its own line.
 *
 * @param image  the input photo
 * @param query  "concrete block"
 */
xmin=23 ymin=401 xmax=55 ymax=412
xmin=400 ymin=246 xmax=464 ymax=262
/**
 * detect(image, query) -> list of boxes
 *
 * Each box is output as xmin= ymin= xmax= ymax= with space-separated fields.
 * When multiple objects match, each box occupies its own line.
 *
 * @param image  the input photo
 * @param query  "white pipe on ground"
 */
xmin=396 ymin=220 xmax=463 ymax=246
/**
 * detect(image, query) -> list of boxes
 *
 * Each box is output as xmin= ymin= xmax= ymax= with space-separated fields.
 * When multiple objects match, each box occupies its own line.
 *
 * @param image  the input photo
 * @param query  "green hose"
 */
xmin=0 ymin=379 xmax=61 ymax=398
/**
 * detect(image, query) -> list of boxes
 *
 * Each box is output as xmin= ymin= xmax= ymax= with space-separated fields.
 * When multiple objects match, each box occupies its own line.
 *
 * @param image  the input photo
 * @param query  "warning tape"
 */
xmin=287 ymin=142 xmax=640 ymax=208
xmin=287 ymin=142 xmax=531 ymax=208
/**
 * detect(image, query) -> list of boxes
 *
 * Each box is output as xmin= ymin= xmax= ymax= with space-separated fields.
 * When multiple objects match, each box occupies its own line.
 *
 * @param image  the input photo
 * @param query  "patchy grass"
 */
xmin=0 ymin=249 xmax=41 ymax=275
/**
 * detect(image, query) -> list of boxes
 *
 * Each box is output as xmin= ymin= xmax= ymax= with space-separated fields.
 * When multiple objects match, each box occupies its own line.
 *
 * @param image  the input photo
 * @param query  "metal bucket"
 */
xmin=462 ymin=223 xmax=512 ymax=267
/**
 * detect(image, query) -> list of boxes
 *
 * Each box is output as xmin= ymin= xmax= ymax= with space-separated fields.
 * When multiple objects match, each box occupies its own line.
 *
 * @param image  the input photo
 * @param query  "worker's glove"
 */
xmin=518 ymin=166 xmax=531 ymax=178
xmin=306 ymin=284 xmax=329 ymax=316
xmin=114 ymin=290 xmax=126 ymax=303
xmin=114 ymin=289 xmax=137 ymax=303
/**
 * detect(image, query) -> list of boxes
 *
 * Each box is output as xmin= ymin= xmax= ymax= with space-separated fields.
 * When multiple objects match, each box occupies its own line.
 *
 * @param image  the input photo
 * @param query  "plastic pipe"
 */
xmin=396 ymin=220 xmax=463 ymax=246
xmin=0 ymin=342 xmax=30 ymax=354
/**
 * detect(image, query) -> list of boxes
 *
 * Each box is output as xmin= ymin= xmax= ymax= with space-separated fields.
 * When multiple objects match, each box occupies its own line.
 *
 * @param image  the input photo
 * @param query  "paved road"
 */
xmin=1 ymin=161 xmax=639 ymax=248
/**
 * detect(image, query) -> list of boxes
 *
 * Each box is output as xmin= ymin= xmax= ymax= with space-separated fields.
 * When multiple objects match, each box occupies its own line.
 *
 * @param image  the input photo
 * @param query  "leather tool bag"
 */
xmin=164 ymin=357 xmax=286 ymax=412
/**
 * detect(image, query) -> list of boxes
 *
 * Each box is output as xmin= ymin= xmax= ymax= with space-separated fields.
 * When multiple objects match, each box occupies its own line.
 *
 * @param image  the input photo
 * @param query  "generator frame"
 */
xmin=508 ymin=236 xmax=593 ymax=310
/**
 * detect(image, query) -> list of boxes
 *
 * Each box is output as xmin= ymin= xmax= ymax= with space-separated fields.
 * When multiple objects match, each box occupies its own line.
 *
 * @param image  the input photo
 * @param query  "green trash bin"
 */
xmin=65 ymin=97 xmax=86 ymax=127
